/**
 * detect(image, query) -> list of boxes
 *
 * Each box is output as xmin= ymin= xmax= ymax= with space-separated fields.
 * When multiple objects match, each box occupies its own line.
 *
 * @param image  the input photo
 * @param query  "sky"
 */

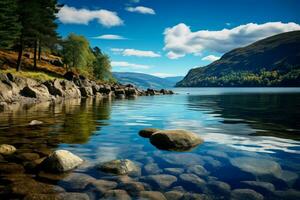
xmin=57 ymin=0 xmax=300 ymax=77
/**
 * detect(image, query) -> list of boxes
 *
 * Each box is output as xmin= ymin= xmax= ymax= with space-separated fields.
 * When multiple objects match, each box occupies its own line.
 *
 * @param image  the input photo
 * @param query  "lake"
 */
xmin=1 ymin=87 xmax=300 ymax=199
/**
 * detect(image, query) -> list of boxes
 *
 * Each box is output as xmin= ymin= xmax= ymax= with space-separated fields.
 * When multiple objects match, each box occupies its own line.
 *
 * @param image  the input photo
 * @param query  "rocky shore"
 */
xmin=0 ymin=72 xmax=174 ymax=111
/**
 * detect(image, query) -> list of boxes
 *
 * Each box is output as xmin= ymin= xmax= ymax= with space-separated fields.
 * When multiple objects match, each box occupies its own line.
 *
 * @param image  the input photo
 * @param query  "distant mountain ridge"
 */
xmin=113 ymin=72 xmax=183 ymax=89
xmin=176 ymin=31 xmax=300 ymax=87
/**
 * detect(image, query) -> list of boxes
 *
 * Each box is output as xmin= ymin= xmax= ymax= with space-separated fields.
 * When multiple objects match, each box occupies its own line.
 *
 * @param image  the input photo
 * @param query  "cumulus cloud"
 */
xmin=163 ymin=22 xmax=300 ymax=59
xmin=93 ymin=35 xmax=126 ymax=40
xmin=126 ymin=6 xmax=155 ymax=15
xmin=111 ymin=61 xmax=151 ymax=69
xmin=111 ymin=48 xmax=160 ymax=57
xmin=202 ymin=55 xmax=221 ymax=62
xmin=57 ymin=5 xmax=123 ymax=27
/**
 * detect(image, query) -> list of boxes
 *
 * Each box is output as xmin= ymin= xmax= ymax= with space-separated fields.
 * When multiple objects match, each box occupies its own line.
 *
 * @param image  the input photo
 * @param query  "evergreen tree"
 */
xmin=0 ymin=0 xmax=21 ymax=49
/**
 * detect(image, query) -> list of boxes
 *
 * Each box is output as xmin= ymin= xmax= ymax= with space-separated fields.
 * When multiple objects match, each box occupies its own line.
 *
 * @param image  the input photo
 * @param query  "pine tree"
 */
xmin=0 ymin=0 xmax=21 ymax=49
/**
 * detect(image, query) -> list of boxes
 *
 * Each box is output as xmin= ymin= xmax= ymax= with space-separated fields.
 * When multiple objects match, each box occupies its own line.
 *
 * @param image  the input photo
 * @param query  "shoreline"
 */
xmin=0 ymin=72 xmax=174 ymax=112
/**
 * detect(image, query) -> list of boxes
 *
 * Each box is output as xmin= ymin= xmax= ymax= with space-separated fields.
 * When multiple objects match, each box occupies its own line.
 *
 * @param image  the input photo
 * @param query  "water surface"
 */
xmin=1 ymin=88 xmax=300 ymax=199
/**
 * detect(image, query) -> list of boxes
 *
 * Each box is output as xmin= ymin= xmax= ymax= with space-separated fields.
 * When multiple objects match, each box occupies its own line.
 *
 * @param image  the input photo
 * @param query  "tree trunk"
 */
xmin=16 ymin=37 xmax=23 ymax=72
xmin=38 ymin=39 xmax=41 ymax=61
xmin=33 ymin=39 xmax=37 ymax=69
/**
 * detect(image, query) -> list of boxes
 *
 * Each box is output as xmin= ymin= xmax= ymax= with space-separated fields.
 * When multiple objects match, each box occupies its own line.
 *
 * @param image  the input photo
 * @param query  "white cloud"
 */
xmin=126 ymin=6 xmax=155 ymax=15
xmin=202 ymin=55 xmax=221 ymax=62
xmin=93 ymin=35 xmax=126 ymax=40
xmin=57 ymin=5 xmax=123 ymax=27
xmin=164 ymin=22 xmax=300 ymax=59
xmin=111 ymin=61 xmax=151 ymax=69
xmin=111 ymin=48 xmax=160 ymax=57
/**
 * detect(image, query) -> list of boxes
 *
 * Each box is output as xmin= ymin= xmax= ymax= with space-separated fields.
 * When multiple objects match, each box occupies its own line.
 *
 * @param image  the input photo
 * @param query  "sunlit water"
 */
xmin=1 ymin=88 xmax=300 ymax=199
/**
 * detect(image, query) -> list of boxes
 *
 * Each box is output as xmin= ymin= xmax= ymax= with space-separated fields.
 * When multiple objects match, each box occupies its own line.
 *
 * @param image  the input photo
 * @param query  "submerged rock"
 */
xmin=98 ymin=159 xmax=140 ymax=175
xmin=164 ymin=168 xmax=184 ymax=176
xmin=186 ymin=165 xmax=209 ymax=177
xmin=118 ymin=181 xmax=145 ymax=196
xmin=60 ymin=173 xmax=96 ymax=190
xmin=86 ymin=179 xmax=118 ymax=195
xmin=144 ymin=163 xmax=162 ymax=175
xmin=0 ymin=144 xmax=16 ymax=155
xmin=230 ymin=157 xmax=281 ymax=176
xmin=139 ymin=128 xmax=160 ymax=138
xmin=138 ymin=191 xmax=167 ymax=200
xmin=150 ymin=129 xmax=203 ymax=151
xmin=146 ymin=174 xmax=177 ymax=189
xmin=29 ymin=120 xmax=43 ymax=126
xmin=231 ymin=189 xmax=264 ymax=200
xmin=103 ymin=189 xmax=131 ymax=200
xmin=240 ymin=181 xmax=275 ymax=194
xmin=24 ymin=192 xmax=90 ymax=200
xmin=164 ymin=190 xmax=184 ymax=200
xmin=40 ymin=150 xmax=83 ymax=173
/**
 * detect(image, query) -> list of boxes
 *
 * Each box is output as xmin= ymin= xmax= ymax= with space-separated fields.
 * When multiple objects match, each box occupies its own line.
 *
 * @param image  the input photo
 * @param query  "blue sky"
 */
xmin=57 ymin=0 xmax=300 ymax=77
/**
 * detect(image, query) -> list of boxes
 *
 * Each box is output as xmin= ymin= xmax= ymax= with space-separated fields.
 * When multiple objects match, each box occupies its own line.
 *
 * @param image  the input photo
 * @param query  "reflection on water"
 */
xmin=0 ymin=88 xmax=300 ymax=199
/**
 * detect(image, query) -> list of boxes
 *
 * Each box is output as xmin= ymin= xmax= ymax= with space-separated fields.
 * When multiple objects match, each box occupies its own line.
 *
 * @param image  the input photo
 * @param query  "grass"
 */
xmin=0 ymin=68 xmax=60 ymax=81
xmin=0 ymin=50 xmax=65 ymax=81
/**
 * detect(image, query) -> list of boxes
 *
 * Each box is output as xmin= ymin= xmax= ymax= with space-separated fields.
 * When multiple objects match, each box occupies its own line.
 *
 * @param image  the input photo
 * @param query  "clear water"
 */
xmin=1 ymin=88 xmax=300 ymax=199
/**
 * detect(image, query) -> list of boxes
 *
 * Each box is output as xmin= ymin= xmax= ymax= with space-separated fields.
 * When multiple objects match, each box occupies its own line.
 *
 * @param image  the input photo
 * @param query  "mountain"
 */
xmin=113 ymin=72 xmax=183 ymax=89
xmin=176 ymin=31 xmax=300 ymax=87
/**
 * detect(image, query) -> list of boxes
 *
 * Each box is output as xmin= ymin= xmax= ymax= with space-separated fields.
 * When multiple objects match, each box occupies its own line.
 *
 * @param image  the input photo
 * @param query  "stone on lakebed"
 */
xmin=0 ymin=144 xmax=16 ymax=155
xmin=149 ymin=129 xmax=203 ymax=151
xmin=139 ymin=128 xmax=160 ymax=138
xmin=40 ymin=150 xmax=83 ymax=173
xmin=98 ymin=159 xmax=140 ymax=175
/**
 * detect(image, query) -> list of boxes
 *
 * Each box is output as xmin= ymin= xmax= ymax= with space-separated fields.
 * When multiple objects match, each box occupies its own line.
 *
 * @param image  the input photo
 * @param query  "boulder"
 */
xmin=147 ymin=88 xmax=155 ymax=95
xmin=86 ymin=179 xmax=118 ymax=195
xmin=118 ymin=181 xmax=145 ymax=196
xmin=24 ymin=193 xmax=90 ymax=200
xmin=0 ymin=144 xmax=16 ymax=155
xmin=150 ymin=130 xmax=203 ymax=151
xmin=92 ymin=84 xmax=100 ymax=95
xmin=115 ymin=89 xmax=125 ymax=95
xmin=40 ymin=150 xmax=83 ymax=173
xmin=60 ymin=173 xmax=96 ymax=190
xmin=79 ymin=87 xmax=93 ymax=97
xmin=43 ymin=80 xmax=63 ymax=97
xmin=240 ymin=181 xmax=275 ymax=194
xmin=0 ymin=163 xmax=25 ymax=174
xmin=20 ymin=85 xmax=52 ymax=100
xmin=207 ymin=180 xmax=231 ymax=196
xmin=98 ymin=159 xmax=140 ymax=175
xmin=99 ymin=86 xmax=111 ymax=95
xmin=139 ymin=128 xmax=160 ymax=138
xmin=126 ymin=88 xmax=138 ymax=97
xmin=231 ymin=189 xmax=264 ymax=200
xmin=144 ymin=163 xmax=162 ymax=175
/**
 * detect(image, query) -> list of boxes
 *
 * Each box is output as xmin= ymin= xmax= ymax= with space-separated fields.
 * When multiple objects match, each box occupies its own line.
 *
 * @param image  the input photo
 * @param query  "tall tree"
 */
xmin=62 ymin=33 xmax=95 ymax=71
xmin=92 ymin=47 xmax=113 ymax=81
xmin=0 ymin=0 xmax=21 ymax=49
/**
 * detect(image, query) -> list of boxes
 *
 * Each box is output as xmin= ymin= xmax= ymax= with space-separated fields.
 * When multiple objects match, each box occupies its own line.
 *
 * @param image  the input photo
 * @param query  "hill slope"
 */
xmin=113 ymin=72 xmax=182 ymax=89
xmin=176 ymin=31 xmax=300 ymax=87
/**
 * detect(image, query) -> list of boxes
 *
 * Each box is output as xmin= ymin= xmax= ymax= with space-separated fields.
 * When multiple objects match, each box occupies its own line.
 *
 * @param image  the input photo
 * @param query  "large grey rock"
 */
xmin=0 ymin=144 xmax=16 ymax=155
xmin=86 ymin=179 xmax=117 ymax=195
xmin=138 ymin=191 xmax=167 ymax=200
xmin=44 ymin=79 xmax=81 ymax=99
xmin=29 ymin=120 xmax=43 ymax=126
xmin=20 ymin=85 xmax=52 ymax=100
xmin=146 ymin=174 xmax=177 ymax=189
xmin=139 ymin=128 xmax=160 ymax=138
xmin=40 ymin=150 xmax=83 ymax=172
xmin=231 ymin=189 xmax=264 ymax=200
xmin=150 ymin=130 xmax=203 ymax=151
xmin=207 ymin=180 xmax=231 ymax=196
xmin=79 ymin=87 xmax=93 ymax=97
xmin=98 ymin=159 xmax=140 ymax=175
xmin=230 ymin=157 xmax=282 ymax=176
